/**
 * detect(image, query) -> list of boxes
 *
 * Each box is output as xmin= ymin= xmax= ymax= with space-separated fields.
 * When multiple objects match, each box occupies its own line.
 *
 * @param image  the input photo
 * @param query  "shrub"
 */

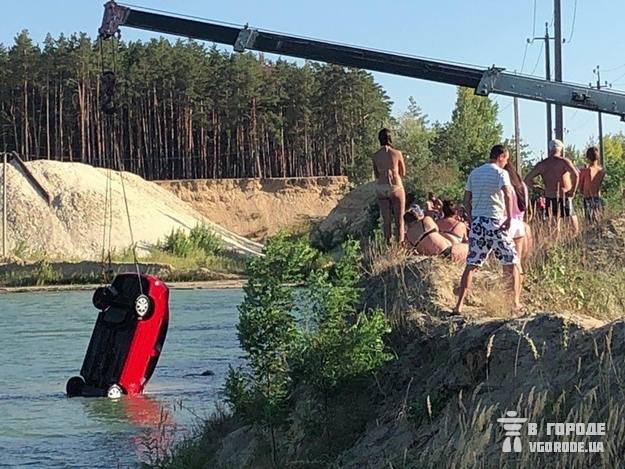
xmin=160 ymin=224 xmax=222 ymax=258
xmin=227 ymin=236 xmax=393 ymax=463
xmin=293 ymin=239 xmax=392 ymax=411
xmin=188 ymin=224 xmax=222 ymax=255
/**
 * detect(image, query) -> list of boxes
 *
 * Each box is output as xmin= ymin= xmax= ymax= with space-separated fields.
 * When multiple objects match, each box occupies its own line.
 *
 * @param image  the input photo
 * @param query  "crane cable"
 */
xmin=98 ymin=34 xmax=143 ymax=295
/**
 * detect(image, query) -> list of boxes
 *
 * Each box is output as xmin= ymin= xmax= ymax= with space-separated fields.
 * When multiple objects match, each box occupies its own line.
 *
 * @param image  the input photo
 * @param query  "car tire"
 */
xmin=92 ymin=287 xmax=111 ymax=310
xmin=134 ymin=294 xmax=153 ymax=319
xmin=107 ymin=384 xmax=123 ymax=399
xmin=66 ymin=376 xmax=85 ymax=397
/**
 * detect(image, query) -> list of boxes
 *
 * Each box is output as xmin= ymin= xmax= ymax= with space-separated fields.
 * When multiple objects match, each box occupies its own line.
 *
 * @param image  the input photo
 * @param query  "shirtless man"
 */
xmin=578 ymin=146 xmax=605 ymax=222
xmin=372 ymin=128 xmax=406 ymax=244
xmin=524 ymin=139 xmax=580 ymax=233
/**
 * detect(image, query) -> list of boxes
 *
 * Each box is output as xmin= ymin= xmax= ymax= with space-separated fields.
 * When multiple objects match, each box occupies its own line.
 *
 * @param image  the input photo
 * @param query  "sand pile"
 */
xmin=157 ymin=176 xmax=349 ymax=241
xmin=0 ymin=160 xmax=262 ymax=260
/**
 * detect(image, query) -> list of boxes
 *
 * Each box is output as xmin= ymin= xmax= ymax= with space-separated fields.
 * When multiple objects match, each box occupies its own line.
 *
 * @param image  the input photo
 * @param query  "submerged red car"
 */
xmin=66 ymin=273 xmax=169 ymax=398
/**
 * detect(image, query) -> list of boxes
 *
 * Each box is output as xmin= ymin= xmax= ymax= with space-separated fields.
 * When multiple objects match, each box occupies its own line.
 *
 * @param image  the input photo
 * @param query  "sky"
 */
xmin=4 ymin=0 xmax=625 ymax=161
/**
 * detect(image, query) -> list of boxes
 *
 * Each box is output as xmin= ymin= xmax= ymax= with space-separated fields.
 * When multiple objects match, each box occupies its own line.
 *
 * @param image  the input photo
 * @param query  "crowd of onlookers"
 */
xmin=372 ymin=127 xmax=605 ymax=313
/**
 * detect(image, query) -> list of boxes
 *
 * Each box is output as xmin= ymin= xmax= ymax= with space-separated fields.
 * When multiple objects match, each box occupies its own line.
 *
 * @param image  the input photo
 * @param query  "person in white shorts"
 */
xmin=453 ymin=145 xmax=521 ymax=314
xmin=504 ymin=163 xmax=532 ymax=272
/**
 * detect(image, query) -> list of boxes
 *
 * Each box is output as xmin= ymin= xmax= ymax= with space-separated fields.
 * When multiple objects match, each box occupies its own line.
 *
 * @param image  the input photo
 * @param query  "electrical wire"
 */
xmin=565 ymin=0 xmax=578 ymax=44
xmin=529 ymin=42 xmax=544 ymax=76
xmin=603 ymin=62 xmax=625 ymax=73
xmin=499 ymin=100 xmax=513 ymax=113
xmin=519 ymin=41 xmax=529 ymax=74
xmin=611 ymin=69 xmax=625 ymax=85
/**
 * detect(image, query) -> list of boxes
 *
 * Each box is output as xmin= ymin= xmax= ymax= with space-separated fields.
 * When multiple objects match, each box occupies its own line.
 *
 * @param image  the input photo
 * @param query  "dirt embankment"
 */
xmin=200 ymin=215 xmax=625 ymax=469
xmin=156 ymin=177 xmax=349 ymax=241
xmin=0 ymin=160 xmax=262 ymax=260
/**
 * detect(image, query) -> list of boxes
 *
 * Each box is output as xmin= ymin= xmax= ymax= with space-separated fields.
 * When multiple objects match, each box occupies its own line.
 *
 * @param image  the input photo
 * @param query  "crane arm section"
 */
xmin=99 ymin=1 xmax=625 ymax=120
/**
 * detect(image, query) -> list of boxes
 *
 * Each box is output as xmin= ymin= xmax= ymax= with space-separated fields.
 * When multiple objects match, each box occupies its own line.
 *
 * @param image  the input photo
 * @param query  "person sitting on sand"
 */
xmin=404 ymin=205 xmax=467 ymax=262
xmin=372 ymin=128 xmax=406 ymax=244
xmin=436 ymin=200 xmax=468 ymax=244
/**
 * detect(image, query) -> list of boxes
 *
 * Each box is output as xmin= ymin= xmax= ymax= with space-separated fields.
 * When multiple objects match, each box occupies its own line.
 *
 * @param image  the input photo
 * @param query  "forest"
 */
xmin=3 ymin=30 xmax=624 ymax=200
xmin=0 ymin=31 xmax=391 ymax=180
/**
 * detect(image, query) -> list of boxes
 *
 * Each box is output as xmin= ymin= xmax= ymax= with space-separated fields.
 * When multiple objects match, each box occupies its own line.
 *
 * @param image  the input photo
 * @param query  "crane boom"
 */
xmin=99 ymin=1 xmax=625 ymax=121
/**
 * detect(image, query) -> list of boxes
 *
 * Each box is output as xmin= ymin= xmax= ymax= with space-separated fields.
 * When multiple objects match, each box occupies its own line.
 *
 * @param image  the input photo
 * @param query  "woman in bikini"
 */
xmin=436 ymin=200 xmax=468 ymax=244
xmin=404 ymin=207 xmax=450 ymax=255
xmin=404 ymin=205 xmax=467 ymax=263
xmin=372 ymin=128 xmax=406 ymax=244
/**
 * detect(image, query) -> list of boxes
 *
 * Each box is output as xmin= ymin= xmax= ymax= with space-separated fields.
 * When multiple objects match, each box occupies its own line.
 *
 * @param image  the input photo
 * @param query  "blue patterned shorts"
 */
xmin=467 ymin=217 xmax=519 ymax=267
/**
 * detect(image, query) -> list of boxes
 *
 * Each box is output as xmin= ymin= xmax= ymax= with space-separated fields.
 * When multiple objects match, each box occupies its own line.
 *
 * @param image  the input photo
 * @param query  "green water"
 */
xmin=0 ymin=288 xmax=244 ymax=468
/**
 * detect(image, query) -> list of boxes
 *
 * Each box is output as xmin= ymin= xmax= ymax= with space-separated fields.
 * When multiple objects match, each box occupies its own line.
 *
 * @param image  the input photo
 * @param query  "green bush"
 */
xmin=293 ymin=239 xmax=392 ymax=404
xmin=226 ymin=236 xmax=392 ymax=463
xmin=35 ymin=260 xmax=59 ymax=286
xmin=160 ymin=224 xmax=222 ymax=258
xmin=189 ymin=224 xmax=222 ymax=255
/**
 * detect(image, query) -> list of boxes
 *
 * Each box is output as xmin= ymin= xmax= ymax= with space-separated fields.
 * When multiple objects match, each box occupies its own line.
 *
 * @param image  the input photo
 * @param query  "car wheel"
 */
xmin=66 ymin=376 xmax=85 ymax=397
xmin=92 ymin=287 xmax=111 ymax=310
xmin=134 ymin=294 xmax=152 ymax=318
xmin=107 ymin=384 xmax=123 ymax=399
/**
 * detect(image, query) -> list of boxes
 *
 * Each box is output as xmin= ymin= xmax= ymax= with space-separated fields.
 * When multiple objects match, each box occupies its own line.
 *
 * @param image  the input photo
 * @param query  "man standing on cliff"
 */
xmin=453 ymin=145 xmax=521 ymax=314
xmin=524 ymin=139 xmax=580 ymax=233
xmin=579 ymin=146 xmax=605 ymax=222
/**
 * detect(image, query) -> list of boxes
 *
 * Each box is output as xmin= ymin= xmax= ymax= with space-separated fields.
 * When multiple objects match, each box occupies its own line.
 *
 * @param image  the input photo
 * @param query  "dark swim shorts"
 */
xmin=545 ymin=197 xmax=575 ymax=218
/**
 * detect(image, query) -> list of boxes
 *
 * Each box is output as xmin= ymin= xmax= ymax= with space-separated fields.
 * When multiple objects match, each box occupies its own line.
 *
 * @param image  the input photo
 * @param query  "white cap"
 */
xmin=548 ymin=139 xmax=564 ymax=151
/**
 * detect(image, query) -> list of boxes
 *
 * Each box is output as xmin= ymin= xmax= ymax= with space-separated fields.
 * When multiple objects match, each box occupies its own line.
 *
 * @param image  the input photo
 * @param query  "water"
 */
xmin=0 ymin=288 xmax=244 ymax=468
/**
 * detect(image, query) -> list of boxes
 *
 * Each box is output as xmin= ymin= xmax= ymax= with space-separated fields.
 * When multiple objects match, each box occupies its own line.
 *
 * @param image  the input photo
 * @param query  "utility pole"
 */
xmin=530 ymin=22 xmax=554 ymax=149
xmin=592 ymin=65 xmax=610 ymax=167
xmin=554 ymin=0 xmax=564 ymax=140
xmin=513 ymin=97 xmax=521 ymax=174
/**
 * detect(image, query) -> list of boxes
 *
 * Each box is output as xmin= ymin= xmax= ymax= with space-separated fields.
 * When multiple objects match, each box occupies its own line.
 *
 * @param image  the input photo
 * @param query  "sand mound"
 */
xmin=157 ymin=177 xmax=349 ymax=241
xmin=0 ymin=160 xmax=262 ymax=260
xmin=311 ymin=181 xmax=378 ymax=249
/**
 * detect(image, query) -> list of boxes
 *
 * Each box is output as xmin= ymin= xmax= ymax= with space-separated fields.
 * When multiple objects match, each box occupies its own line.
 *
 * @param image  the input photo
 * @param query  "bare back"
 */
xmin=526 ymin=156 xmax=578 ymax=198
xmin=372 ymin=146 xmax=405 ymax=186
xmin=579 ymin=165 xmax=604 ymax=198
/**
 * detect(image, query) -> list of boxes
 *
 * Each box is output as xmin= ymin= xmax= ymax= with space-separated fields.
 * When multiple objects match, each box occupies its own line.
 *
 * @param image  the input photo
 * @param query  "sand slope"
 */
xmin=1 ymin=160 xmax=262 ymax=260
xmin=157 ymin=176 xmax=349 ymax=241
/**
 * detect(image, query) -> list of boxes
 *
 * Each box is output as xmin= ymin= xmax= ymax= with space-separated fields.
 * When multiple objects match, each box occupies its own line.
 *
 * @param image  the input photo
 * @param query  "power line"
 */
xmin=611 ymin=69 xmax=625 ymax=84
xmin=603 ymin=62 xmax=625 ymax=73
xmin=566 ymin=114 xmax=593 ymax=133
xmin=565 ymin=0 xmax=578 ymax=43
xmin=529 ymin=42 xmax=544 ymax=75
xmin=500 ymin=101 xmax=513 ymax=113
xmin=519 ymin=41 xmax=530 ymax=73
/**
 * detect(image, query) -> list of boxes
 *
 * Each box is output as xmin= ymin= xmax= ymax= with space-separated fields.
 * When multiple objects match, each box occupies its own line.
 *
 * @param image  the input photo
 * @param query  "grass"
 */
xmin=143 ymin=213 xmax=625 ymax=468
xmin=140 ymin=404 xmax=240 ymax=469
xmin=392 ymin=321 xmax=625 ymax=468
xmin=524 ymin=212 xmax=625 ymax=321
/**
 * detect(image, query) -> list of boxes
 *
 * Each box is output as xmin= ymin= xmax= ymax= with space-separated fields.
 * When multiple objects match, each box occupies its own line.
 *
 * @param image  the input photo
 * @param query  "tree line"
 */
xmin=0 ymin=31 xmax=391 ymax=180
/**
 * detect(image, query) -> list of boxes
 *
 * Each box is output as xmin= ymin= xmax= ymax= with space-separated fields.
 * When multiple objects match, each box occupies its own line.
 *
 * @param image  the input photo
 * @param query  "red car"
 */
xmin=66 ymin=273 xmax=170 ymax=398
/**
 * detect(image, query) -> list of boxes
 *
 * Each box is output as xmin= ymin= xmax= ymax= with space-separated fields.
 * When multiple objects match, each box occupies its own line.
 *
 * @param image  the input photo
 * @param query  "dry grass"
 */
xmin=400 ymin=323 xmax=625 ymax=468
